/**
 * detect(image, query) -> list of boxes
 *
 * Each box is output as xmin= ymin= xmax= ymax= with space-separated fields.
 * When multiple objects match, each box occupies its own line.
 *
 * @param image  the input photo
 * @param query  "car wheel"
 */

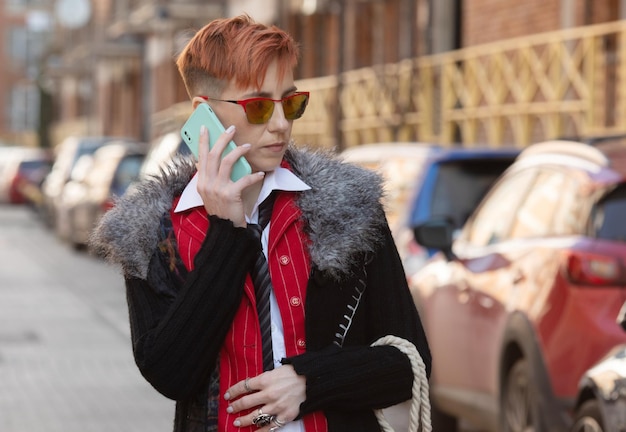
xmin=571 ymin=400 xmax=603 ymax=432
xmin=501 ymin=358 xmax=538 ymax=432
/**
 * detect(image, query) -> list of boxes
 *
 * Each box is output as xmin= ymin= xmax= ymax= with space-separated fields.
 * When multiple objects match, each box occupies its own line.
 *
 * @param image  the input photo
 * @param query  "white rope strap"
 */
xmin=371 ymin=335 xmax=432 ymax=432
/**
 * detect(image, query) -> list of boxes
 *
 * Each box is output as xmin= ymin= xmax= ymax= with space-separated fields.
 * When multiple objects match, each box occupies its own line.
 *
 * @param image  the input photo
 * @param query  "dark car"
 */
xmin=341 ymin=143 xmax=519 ymax=276
xmin=571 ymin=301 xmax=626 ymax=432
xmin=410 ymin=139 xmax=626 ymax=432
xmin=62 ymin=141 xmax=147 ymax=248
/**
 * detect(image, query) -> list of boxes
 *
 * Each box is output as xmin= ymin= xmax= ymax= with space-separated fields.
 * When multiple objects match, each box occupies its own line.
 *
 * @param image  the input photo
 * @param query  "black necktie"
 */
xmin=248 ymin=193 xmax=276 ymax=371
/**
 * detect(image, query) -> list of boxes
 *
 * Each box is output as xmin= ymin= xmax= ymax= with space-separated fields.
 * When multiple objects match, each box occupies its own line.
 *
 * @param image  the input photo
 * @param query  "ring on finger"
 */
xmin=252 ymin=409 xmax=275 ymax=428
xmin=273 ymin=417 xmax=286 ymax=427
xmin=244 ymin=377 xmax=252 ymax=393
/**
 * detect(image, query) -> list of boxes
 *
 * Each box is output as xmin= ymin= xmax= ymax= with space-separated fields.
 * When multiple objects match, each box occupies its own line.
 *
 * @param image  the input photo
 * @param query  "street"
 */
xmin=0 ymin=204 xmax=174 ymax=431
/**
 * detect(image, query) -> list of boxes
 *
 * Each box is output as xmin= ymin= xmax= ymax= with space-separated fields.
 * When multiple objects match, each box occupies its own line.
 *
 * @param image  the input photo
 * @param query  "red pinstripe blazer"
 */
xmin=171 ymin=190 xmax=327 ymax=432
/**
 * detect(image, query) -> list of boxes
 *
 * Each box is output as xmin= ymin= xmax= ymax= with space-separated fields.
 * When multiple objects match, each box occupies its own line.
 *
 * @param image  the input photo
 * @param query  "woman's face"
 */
xmin=199 ymin=60 xmax=298 ymax=174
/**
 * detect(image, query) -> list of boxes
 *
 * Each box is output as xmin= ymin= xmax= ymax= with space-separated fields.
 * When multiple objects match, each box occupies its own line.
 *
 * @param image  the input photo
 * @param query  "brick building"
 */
xmin=2 ymin=0 xmax=626 ymax=150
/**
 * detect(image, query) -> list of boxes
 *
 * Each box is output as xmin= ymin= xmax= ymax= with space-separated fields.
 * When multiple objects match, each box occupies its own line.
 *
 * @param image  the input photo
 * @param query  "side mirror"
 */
xmin=412 ymin=219 xmax=456 ymax=261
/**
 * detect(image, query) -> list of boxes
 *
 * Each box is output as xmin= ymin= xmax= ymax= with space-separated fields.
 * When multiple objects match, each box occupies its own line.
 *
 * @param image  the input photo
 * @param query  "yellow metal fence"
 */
xmin=292 ymin=20 xmax=626 ymax=150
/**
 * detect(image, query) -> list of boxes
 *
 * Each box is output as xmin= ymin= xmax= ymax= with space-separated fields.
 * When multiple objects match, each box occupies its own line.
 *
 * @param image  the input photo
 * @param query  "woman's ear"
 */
xmin=191 ymin=97 xmax=205 ymax=109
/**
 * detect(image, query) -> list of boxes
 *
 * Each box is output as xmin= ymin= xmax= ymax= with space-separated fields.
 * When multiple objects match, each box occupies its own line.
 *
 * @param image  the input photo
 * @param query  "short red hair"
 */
xmin=176 ymin=15 xmax=300 ymax=98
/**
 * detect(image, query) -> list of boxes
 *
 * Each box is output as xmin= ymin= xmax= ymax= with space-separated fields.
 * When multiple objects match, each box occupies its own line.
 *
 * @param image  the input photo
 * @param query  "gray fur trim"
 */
xmin=89 ymin=157 xmax=196 ymax=279
xmin=285 ymin=147 xmax=386 ymax=279
xmin=89 ymin=147 xmax=386 ymax=280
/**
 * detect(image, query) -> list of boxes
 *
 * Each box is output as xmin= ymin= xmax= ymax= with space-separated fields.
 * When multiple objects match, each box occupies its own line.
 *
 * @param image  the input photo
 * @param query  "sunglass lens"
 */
xmin=245 ymin=99 xmax=275 ymax=124
xmin=283 ymin=94 xmax=309 ymax=120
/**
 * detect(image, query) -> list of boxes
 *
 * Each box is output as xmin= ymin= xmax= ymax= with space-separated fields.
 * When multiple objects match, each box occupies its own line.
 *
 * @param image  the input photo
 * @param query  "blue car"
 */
xmin=341 ymin=143 xmax=519 ymax=276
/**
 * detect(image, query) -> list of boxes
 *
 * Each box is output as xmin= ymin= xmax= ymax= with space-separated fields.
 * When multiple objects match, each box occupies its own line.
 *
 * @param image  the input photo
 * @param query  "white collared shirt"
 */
xmin=175 ymin=167 xmax=310 ymax=432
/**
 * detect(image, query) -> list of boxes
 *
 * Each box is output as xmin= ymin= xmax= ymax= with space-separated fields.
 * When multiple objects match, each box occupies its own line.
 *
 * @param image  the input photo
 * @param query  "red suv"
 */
xmin=410 ymin=140 xmax=626 ymax=432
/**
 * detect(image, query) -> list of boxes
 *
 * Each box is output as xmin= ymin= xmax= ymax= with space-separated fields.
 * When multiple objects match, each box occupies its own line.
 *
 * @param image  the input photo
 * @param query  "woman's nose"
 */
xmin=267 ymin=101 xmax=289 ymax=132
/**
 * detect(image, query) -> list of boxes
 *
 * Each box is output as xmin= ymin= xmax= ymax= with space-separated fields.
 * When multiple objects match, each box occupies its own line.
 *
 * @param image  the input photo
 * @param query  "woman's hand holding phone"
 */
xmin=195 ymin=125 xmax=264 ymax=227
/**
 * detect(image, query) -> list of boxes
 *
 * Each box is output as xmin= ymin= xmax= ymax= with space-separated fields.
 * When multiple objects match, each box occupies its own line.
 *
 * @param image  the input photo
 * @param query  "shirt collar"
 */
xmin=174 ymin=166 xmax=311 ymax=214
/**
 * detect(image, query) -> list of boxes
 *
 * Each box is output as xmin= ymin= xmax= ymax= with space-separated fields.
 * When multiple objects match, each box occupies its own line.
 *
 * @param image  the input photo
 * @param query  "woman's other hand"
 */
xmin=224 ymin=364 xmax=306 ymax=430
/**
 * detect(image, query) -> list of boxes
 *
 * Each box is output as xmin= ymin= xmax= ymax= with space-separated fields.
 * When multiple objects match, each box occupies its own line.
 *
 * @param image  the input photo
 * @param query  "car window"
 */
xmin=591 ymin=184 xmax=626 ymax=242
xmin=111 ymin=155 xmax=144 ymax=197
xmin=464 ymin=168 xmax=536 ymax=246
xmin=69 ymin=155 xmax=94 ymax=182
xmin=549 ymin=170 xmax=588 ymax=236
xmin=429 ymin=159 xmax=514 ymax=228
xmin=508 ymin=170 xmax=572 ymax=239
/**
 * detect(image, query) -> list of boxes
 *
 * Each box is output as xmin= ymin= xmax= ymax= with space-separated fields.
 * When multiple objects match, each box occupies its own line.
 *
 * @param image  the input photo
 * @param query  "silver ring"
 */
xmin=252 ymin=409 xmax=275 ymax=428
xmin=269 ymin=427 xmax=281 ymax=432
xmin=273 ymin=417 xmax=286 ymax=427
xmin=244 ymin=377 xmax=252 ymax=393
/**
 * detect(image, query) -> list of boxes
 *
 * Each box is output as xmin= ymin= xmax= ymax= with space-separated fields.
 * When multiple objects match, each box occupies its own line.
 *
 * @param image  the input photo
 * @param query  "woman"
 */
xmin=90 ymin=14 xmax=431 ymax=432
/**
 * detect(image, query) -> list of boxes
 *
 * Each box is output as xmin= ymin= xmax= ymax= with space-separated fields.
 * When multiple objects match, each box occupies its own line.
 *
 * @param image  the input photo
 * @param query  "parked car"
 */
xmin=61 ymin=141 xmax=147 ymax=248
xmin=0 ymin=147 xmax=19 ymax=203
xmin=571 ymin=301 xmax=626 ymax=432
xmin=341 ymin=143 xmax=519 ymax=275
xmin=0 ymin=146 xmax=51 ymax=206
xmin=139 ymin=131 xmax=191 ymax=180
xmin=41 ymin=135 xmax=134 ymax=238
xmin=410 ymin=139 xmax=626 ymax=432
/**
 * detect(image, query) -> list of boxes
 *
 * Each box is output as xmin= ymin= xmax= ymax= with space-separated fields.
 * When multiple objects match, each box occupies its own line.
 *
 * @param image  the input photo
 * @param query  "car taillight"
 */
xmin=9 ymin=176 xmax=26 ymax=204
xmin=562 ymin=251 xmax=626 ymax=286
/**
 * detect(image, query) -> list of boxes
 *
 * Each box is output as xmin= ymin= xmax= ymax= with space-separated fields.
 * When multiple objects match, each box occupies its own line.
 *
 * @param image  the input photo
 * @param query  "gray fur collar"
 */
xmin=89 ymin=146 xmax=386 ymax=281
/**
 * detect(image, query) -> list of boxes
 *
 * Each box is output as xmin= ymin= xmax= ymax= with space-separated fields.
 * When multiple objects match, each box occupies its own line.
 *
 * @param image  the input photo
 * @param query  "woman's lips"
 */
xmin=264 ymin=143 xmax=286 ymax=152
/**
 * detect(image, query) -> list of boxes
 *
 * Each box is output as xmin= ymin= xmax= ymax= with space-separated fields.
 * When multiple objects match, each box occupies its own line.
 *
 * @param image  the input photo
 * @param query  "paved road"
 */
xmin=0 ymin=205 xmax=174 ymax=432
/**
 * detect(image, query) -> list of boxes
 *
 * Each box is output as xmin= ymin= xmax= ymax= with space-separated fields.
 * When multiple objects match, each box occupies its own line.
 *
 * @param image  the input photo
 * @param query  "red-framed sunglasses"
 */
xmin=198 ymin=92 xmax=310 ymax=124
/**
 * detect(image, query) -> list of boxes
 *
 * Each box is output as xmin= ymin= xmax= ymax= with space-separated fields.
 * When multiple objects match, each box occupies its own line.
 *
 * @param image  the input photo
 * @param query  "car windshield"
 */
xmin=429 ymin=158 xmax=514 ymax=228
xmin=592 ymin=184 xmax=626 ymax=242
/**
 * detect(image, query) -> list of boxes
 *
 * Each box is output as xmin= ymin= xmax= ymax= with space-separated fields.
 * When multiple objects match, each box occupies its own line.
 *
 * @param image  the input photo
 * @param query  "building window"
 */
xmin=9 ymin=85 xmax=39 ymax=132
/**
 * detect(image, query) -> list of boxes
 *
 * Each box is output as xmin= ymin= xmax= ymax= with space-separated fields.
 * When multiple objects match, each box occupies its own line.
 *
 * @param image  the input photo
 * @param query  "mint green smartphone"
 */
xmin=180 ymin=103 xmax=252 ymax=182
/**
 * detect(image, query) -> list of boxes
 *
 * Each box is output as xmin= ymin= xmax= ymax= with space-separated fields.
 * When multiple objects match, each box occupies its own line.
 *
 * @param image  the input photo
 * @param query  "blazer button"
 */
xmin=279 ymin=255 xmax=290 ymax=265
xmin=297 ymin=339 xmax=306 ymax=348
xmin=290 ymin=296 xmax=301 ymax=307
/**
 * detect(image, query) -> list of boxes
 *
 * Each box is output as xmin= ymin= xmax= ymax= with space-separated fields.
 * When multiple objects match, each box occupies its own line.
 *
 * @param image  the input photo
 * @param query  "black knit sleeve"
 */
xmin=126 ymin=216 xmax=258 ymax=400
xmin=283 ymin=344 xmax=413 ymax=414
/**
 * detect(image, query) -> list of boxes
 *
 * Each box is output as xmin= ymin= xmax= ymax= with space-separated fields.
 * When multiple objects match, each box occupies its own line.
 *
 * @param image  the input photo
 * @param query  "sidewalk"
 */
xmin=0 ymin=206 xmax=174 ymax=432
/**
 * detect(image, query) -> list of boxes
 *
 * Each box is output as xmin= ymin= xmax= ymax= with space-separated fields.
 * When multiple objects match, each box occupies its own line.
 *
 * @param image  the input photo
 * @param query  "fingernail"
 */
xmin=224 ymin=392 xmax=230 ymax=400
xmin=226 ymin=406 xmax=233 ymax=413
xmin=200 ymin=125 xmax=207 ymax=135
xmin=242 ymin=143 xmax=251 ymax=148
xmin=233 ymin=420 xmax=241 ymax=427
xmin=225 ymin=125 xmax=235 ymax=134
